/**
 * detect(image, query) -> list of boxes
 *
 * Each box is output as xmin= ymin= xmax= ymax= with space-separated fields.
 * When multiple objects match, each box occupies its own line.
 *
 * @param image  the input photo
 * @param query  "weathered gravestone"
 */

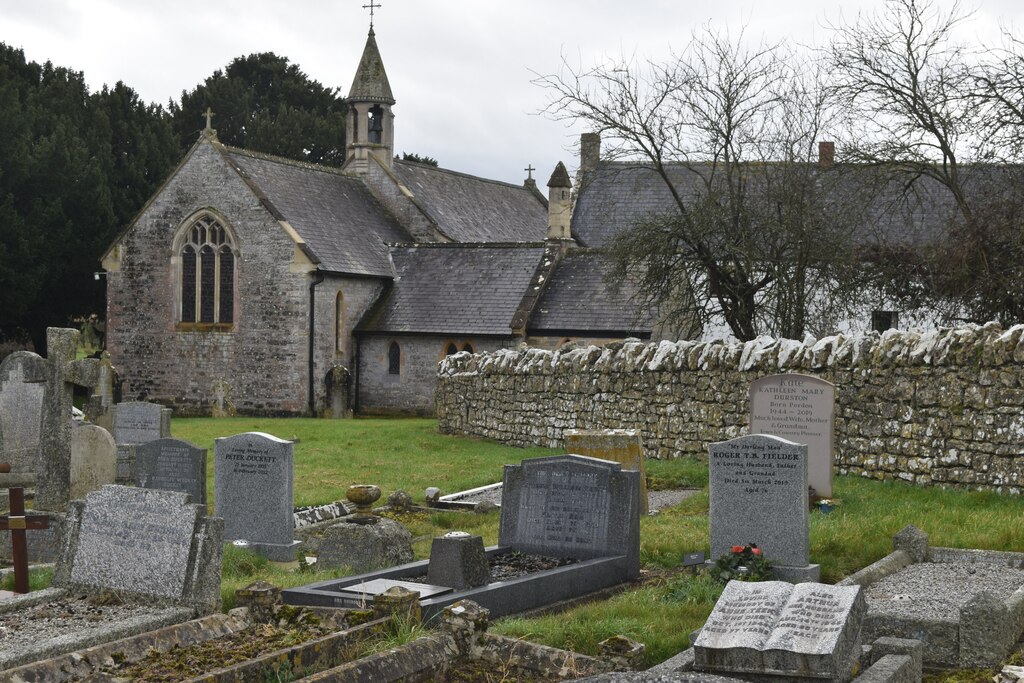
xmin=708 ymin=434 xmax=819 ymax=582
xmin=564 ymin=428 xmax=648 ymax=514
xmin=135 ymin=438 xmax=207 ymax=505
xmin=214 ymin=432 xmax=299 ymax=560
xmin=82 ymin=353 xmax=118 ymax=432
xmin=112 ymin=400 xmax=172 ymax=482
xmin=0 ymin=485 xmax=224 ymax=672
xmin=0 ymin=351 xmax=45 ymax=473
xmin=69 ymin=421 xmax=117 ymax=500
xmin=693 ymin=580 xmax=866 ymax=682
xmin=499 ymin=454 xmax=641 ymax=576
xmin=750 ymin=373 xmax=836 ymax=498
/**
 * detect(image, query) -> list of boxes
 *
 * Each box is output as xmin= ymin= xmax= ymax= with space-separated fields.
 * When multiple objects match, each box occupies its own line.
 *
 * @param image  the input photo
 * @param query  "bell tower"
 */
xmin=345 ymin=21 xmax=395 ymax=173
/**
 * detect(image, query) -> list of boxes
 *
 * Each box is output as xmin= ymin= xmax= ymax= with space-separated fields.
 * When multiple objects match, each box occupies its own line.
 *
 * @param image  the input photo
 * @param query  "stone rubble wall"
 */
xmin=436 ymin=322 xmax=1024 ymax=492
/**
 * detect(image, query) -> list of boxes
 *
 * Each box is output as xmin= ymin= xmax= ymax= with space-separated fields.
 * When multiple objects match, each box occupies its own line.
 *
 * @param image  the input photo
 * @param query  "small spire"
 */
xmin=547 ymin=162 xmax=572 ymax=188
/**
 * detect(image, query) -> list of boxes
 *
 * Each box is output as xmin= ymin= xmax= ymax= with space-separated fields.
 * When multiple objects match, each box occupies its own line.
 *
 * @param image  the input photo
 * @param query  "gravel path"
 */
xmin=442 ymin=485 xmax=699 ymax=513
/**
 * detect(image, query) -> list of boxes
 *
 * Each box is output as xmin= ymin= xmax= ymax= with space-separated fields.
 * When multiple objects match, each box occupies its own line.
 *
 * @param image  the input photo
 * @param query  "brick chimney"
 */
xmin=818 ymin=141 xmax=835 ymax=168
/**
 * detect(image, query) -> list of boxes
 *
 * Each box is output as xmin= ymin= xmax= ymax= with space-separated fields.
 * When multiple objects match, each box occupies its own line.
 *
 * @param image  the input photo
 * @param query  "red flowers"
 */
xmin=731 ymin=545 xmax=744 ymax=553
xmin=732 ymin=543 xmax=762 ymax=555
xmin=751 ymin=546 xmax=763 ymax=556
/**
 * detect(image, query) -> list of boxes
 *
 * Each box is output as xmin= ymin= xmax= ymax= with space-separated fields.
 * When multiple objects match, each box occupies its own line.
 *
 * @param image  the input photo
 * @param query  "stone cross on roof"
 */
xmin=22 ymin=328 xmax=100 ymax=511
xmin=363 ymin=0 xmax=381 ymax=27
xmin=204 ymin=107 xmax=215 ymax=132
xmin=524 ymin=164 xmax=535 ymax=180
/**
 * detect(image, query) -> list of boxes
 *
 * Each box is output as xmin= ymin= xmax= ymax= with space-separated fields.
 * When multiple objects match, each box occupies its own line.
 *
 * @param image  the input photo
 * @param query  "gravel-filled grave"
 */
xmin=863 ymin=561 xmax=1024 ymax=621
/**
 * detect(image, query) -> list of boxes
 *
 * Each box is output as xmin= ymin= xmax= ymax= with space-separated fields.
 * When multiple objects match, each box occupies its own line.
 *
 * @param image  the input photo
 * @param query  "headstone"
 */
xmin=82 ymin=353 xmax=118 ymax=432
xmin=694 ymin=580 xmax=865 ymax=681
xmin=427 ymin=531 xmax=491 ymax=589
xmin=69 ymin=421 xmax=117 ymax=500
xmin=708 ymin=434 xmax=818 ymax=581
xmin=214 ymin=432 xmax=299 ymax=561
xmin=24 ymin=328 xmax=100 ymax=512
xmin=313 ymin=517 xmax=414 ymax=572
xmin=135 ymin=438 xmax=207 ymax=505
xmin=498 ymin=454 xmax=641 ymax=577
xmin=53 ymin=484 xmax=223 ymax=614
xmin=563 ymin=428 xmax=648 ymax=514
xmin=750 ymin=373 xmax=836 ymax=497
xmin=112 ymin=400 xmax=171 ymax=482
xmin=0 ymin=352 xmax=45 ymax=472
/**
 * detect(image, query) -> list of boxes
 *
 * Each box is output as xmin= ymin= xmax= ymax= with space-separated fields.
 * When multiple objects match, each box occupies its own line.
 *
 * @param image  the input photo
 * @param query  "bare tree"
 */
xmin=535 ymin=28 xmax=865 ymax=341
xmin=827 ymin=0 xmax=1024 ymax=325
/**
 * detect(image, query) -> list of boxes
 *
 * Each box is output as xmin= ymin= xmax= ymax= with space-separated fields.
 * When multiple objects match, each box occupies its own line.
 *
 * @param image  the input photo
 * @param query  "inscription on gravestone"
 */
xmin=750 ymin=373 xmax=835 ymax=497
xmin=135 ymin=438 xmax=207 ymax=505
xmin=69 ymin=486 xmax=200 ymax=599
xmin=498 ymin=455 xmax=640 ymax=574
xmin=708 ymin=434 xmax=809 ymax=568
xmin=113 ymin=401 xmax=169 ymax=445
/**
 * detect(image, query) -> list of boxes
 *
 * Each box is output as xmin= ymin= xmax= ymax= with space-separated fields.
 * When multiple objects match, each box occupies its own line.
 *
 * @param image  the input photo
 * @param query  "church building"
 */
xmin=101 ymin=27 xmax=651 ymax=416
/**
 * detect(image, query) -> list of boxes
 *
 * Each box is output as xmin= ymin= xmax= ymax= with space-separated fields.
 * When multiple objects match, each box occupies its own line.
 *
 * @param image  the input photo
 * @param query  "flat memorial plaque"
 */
xmin=340 ymin=578 xmax=453 ymax=599
xmin=750 ymin=373 xmax=835 ymax=497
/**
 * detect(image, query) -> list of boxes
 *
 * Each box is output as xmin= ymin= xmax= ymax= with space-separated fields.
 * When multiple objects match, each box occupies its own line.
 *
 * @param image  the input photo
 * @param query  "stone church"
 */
xmin=102 ymin=27 xmax=651 ymax=417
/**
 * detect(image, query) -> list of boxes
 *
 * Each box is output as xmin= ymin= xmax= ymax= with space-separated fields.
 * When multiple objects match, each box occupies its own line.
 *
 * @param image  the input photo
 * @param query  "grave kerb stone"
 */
xmin=750 ymin=373 xmax=836 ymax=498
xmin=135 ymin=437 xmax=207 ymax=505
xmin=498 ymin=454 xmax=640 ymax=578
xmin=708 ymin=434 xmax=818 ymax=581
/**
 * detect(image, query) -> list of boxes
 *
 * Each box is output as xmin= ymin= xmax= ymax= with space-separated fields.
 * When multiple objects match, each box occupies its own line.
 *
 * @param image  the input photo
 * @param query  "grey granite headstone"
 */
xmin=498 ymin=454 xmax=641 ymax=577
xmin=0 ymin=351 xmax=45 ymax=472
xmin=694 ymin=580 xmax=865 ymax=681
xmin=427 ymin=531 xmax=491 ymax=589
xmin=750 ymin=374 xmax=836 ymax=497
xmin=53 ymin=484 xmax=223 ymax=614
xmin=70 ymin=421 xmax=117 ymax=500
xmin=214 ymin=432 xmax=298 ymax=561
xmin=112 ymin=401 xmax=170 ymax=444
xmin=135 ymin=438 xmax=207 ymax=505
xmin=709 ymin=434 xmax=816 ymax=579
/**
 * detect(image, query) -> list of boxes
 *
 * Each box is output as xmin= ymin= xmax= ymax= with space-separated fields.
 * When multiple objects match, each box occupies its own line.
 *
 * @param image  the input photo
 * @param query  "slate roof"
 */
xmin=529 ymin=250 xmax=653 ymax=336
xmin=357 ymin=244 xmax=546 ymax=335
xmin=348 ymin=28 xmax=394 ymax=104
xmin=393 ymin=161 xmax=548 ymax=243
xmin=224 ymin=148 xmax=409 ymax=277
xmin=572 ymin=161 xmax=1020 ymax=249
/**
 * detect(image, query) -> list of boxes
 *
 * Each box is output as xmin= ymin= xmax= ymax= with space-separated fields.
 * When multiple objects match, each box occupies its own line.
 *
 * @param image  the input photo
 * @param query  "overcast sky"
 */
xmin=4 ymin=1 xmax=1024 ymax=184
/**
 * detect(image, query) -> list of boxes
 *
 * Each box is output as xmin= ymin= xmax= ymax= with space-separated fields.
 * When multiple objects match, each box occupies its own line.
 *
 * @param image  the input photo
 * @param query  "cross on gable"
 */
xmin=0 ymin=485 xmax=49 ymax=593
xmin=363 ymin=0 xmax=381 ymax=27
xmin=204 ymin=107 xmax=215 ymax=132
xmin=23 ymin=328 xmax=100 ymax=511
xmin=525 ymin=164 xmax=536 ymax=180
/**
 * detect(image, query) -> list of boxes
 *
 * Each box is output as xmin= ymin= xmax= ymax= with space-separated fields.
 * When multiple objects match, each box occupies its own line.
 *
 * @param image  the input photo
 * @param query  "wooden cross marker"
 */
xmin=0 ymin=484 xmax=49 ymax=594
xmin=524 ymin=164 xmax=535 ymax=180
xmin=363 ymin=0 xmax=381 ymax=27
xmin=203 ymin=107 xmax=215 ymax=132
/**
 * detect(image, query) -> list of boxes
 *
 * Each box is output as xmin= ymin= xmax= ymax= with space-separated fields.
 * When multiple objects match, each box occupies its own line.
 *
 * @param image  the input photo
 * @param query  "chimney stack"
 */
xmin=818 ymin=141 xmax=835 ymax=168
xmin=580 ymin=133 xmax=601 ymax=174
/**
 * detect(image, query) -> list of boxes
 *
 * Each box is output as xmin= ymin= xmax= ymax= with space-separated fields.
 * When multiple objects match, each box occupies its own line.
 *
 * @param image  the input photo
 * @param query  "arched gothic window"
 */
xmin=461 ymin=342 xmax=475 ymax=353
xmin=179 ymin=214 xmax=235 ymax=325
xmin=445 ymin=342 xmax=459 ymax=356
xmin=388 ymin=341 xmax=401 ymax=375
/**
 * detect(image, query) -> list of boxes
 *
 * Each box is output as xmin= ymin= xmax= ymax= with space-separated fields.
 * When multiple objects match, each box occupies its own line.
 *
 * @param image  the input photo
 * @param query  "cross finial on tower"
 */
xmin=363 ymin=0 xmax=381 ymax=28
xmin=525 ymin=164 xmax=535 ymax=180
xmin=203 ymin=107 xmax=215 ymax=132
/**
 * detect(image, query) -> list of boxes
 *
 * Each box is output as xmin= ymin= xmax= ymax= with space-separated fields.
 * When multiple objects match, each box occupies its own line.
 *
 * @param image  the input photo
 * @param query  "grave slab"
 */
xmin=750 ymin=374 xmax=836 ymax=497
xmin=135 ymin=437 xmax=207 ymax=505
xmin=708 ymin=434 xmax=818 ymax=581
xmin=214 ymin=432 xmax=298 ymax=561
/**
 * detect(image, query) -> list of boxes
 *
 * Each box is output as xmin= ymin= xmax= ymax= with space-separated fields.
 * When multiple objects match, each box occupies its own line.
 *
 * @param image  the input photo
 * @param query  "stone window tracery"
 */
xmin=178 ymin=214 xmax=236 ymax=326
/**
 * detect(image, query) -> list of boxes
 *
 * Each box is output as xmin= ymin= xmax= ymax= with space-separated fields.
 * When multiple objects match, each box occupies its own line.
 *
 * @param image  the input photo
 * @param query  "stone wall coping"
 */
xmin=440 ymin=322 xmax=1024 ymax=376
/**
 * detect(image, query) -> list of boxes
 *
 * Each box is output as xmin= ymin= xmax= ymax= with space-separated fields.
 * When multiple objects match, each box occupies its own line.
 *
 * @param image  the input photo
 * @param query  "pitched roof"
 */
xmin=392 ymin=161 xmax=548 ymax=243
xmin=528 ymin=250 xmax=653 ymax=336
xmin=224 ymin=148 xmax=409 ymax=277
xmin=357 ymin=244 xmax=546 ymax=335
xmin=347 ymin=28 xmax=394 ymax=104
xmin=572 ymin=160 xmax=1020 ymax=249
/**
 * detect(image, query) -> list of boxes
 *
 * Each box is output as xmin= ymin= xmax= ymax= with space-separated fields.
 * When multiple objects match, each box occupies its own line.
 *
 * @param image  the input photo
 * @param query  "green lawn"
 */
xmin=170 ymin=417 xmax=1024 ymax=672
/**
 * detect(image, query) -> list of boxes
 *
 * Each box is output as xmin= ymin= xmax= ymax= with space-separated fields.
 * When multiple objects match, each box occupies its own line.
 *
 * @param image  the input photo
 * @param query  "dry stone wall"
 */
xmin=437 ymin=322 xmax=1024 ymax=492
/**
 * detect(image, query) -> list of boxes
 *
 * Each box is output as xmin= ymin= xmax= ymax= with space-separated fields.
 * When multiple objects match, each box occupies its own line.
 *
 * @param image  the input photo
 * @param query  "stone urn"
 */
xmin=347 ymin=484 xmax=382 ymax=523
